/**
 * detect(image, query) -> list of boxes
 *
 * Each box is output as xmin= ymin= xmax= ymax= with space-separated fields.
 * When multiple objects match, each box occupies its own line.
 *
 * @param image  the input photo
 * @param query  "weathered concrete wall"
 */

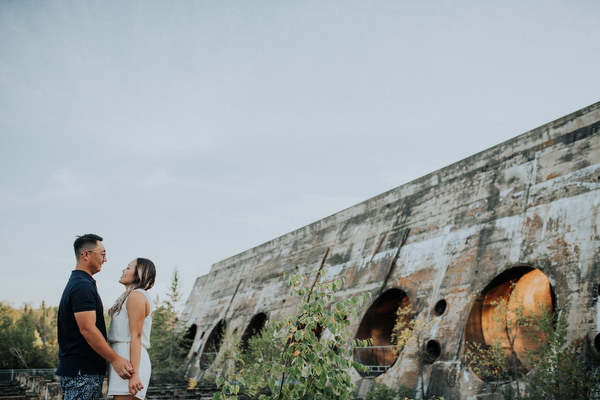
xmin=181 ymin=101 xmax=600 ymax=398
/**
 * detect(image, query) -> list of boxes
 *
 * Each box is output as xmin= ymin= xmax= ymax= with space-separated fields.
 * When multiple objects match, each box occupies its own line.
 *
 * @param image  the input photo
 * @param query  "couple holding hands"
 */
xmin=56 ymin=234 xmax=156 ymax=400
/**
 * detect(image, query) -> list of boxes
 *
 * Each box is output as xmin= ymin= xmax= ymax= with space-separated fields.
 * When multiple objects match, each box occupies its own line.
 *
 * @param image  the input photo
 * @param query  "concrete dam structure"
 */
xmin=181 ymin=101 xmax=600 ymax=398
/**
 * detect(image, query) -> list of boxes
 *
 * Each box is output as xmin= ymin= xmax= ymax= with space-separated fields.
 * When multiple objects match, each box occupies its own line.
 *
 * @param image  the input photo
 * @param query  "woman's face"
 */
xmin=119 ymin=260 xmax=137 ymax=287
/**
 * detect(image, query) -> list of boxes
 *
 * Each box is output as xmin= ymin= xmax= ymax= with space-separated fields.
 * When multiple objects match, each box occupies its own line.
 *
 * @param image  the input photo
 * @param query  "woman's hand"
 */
xmin=129 ymin=373 xmax=144 ymax=396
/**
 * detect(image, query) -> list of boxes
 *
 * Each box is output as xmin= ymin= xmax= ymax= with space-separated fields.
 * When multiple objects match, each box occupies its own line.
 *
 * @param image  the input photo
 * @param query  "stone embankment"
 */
xmin=4 ymin=374 xmax=219 ymax=400
xmin=0 ymin=380 xmax=32 ymax=400
xmin=9 ymin=373 xmax=61 ymax=400
xmin=146 ymin=382 xmax=219 ymax=400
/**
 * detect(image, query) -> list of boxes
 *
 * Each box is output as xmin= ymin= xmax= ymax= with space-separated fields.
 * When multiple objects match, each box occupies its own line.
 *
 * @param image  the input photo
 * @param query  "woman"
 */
xmin=107 ymin=258 xmax=156 ymax=399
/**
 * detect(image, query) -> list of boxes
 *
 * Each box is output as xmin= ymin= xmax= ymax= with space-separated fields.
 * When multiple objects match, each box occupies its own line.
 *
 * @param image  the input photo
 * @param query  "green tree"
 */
xmin=149 ymin=268 xmax=191 ymax=382
xmin=213 ymin=322 xmax=281 ymax=398
xmin=213 ymin=266 xmax=372 ymax=400
xmin=11 ymin=306 xmax=38 ymax=367
xmin=0 ymin=302 xmax=17 ymax=368
xmin=391 ymin=304 xmax=437 ymax=399
xmin=32 ymin=301 xmax=59 ymax=368
xmin=242 ymin=322 xmax=289 ymax=398
xmin=365 ymin=382 xmax=412 ymax=400
xmin=465 ymin=289 xmax=599 ymax=400
xmin=35 ymin=301 xmax=58 ymax=345
xmin=525 ymin=309 xmax=600 ymax=400
xmin=465 ymin=288 xmax=540 ymax=399
xmin=0 ymin=302 xmax=58 ymax=368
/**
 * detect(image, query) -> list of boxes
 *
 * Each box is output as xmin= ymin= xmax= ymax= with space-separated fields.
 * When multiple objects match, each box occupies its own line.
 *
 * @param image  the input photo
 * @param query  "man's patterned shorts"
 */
xmin=59 ymin=373 xmax=104 ymax=400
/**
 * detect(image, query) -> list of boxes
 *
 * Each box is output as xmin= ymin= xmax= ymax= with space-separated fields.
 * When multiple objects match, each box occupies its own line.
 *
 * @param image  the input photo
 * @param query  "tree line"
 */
xmin=0 ymin=301 xmax=58 ymax=369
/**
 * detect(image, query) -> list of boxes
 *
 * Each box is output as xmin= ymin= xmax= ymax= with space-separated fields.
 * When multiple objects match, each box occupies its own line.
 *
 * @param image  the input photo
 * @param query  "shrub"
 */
xmin=213 ymin=266 xmax=372 ymax=400
xmin=365 ymin=382 xmax=412 ymax=400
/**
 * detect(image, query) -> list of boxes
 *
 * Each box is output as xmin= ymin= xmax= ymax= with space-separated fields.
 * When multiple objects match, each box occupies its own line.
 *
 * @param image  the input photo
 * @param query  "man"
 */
xmin=56 ymin=234 xmax=134 ymax=400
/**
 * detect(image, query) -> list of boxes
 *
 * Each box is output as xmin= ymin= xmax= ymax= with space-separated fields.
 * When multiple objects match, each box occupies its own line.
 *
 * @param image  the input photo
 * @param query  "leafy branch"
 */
xmin=213 ymin=267 xmax=371 ymax=400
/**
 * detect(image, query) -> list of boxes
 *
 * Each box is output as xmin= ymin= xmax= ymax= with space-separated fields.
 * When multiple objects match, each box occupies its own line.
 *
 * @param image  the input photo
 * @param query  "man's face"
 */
xmin=86 ymin=241 xmax=107 ymax=275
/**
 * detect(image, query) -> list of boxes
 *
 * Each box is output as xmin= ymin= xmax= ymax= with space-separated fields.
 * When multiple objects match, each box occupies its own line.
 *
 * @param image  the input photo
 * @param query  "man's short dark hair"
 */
xmin=74 ymin=234 xmax=103 ymax=258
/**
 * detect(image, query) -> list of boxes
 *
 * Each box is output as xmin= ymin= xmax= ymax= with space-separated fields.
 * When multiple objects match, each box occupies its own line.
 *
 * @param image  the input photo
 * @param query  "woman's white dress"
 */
xmin=107 ymin=289 xmax=153 ymax=399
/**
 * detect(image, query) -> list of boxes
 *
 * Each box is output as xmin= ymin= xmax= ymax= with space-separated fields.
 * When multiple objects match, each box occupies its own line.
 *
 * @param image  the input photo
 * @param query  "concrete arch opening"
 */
xmin=200 ymin=319 xmax=226 ymax=369
xmin=464 ymin=266 xmax=554 ymax=379
xmin=354 ymin=288 xmax=410 ymax=376
xmin=240 ymin=312 xmax=268 ymax=350
xmin=182 ymin=324 xmax=197 ymax=356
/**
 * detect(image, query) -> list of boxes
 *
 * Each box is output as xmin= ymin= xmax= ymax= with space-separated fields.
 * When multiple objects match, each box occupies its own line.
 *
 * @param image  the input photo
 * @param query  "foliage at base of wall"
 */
xmin=210 ymin=267 xmax=372 ymax=400
xmin=524 ymin=310 xmax=600 ymax=400
xmin=466 ymin=291 xmax=600 ymax=400
xmin=364 ymin=382 xmax=412 ymax=400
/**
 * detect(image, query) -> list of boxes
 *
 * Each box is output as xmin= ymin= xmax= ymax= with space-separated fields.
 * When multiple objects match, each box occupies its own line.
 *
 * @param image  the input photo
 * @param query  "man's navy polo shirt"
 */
xmin=56 ymin=270 xmax=107 ymax=377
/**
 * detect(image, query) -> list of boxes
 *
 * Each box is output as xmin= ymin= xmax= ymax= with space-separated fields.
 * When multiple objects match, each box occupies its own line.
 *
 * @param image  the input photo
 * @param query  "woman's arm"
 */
xmin=126 ymin=291 xmax=149 ymax=396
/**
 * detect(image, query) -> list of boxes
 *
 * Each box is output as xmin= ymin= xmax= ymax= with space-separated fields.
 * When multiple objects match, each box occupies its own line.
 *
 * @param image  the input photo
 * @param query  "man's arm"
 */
xmin=74 ymin=311 xmax=134 ymax=379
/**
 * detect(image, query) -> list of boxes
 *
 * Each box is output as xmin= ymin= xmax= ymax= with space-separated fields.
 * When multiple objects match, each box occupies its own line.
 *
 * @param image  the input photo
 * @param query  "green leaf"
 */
xmin=334 ymin=279 xmax=343 ymax=290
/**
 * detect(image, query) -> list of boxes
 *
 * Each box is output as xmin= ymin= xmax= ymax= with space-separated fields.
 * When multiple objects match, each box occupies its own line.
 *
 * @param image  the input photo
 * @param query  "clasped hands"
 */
xmin=112 ymin=357 xmax=134 ymax=379
xmin=112 ymin=357 xmax=144 ymax=396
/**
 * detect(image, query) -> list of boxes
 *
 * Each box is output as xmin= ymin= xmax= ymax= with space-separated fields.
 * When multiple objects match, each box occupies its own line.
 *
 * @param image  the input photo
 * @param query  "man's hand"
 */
xmin=111 ymin=357 xmax=134 ymax=380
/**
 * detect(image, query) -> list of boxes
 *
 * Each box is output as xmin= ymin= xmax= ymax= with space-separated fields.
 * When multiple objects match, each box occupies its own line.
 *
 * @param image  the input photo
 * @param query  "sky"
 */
xmin=1 ymin=1 xmax=599 ymax=310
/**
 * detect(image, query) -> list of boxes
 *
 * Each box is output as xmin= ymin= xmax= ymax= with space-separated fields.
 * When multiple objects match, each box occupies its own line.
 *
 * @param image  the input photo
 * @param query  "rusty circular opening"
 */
xmin=595 ymin=334 xmax=600 ymax=352
xmin=200 ymin=319 xmax=226 ymax=369
xmin=425 ymin=340 xmax=441 ymax=363
xmin=240 ymin=313 xmax=268 ymax=350
xmin=434 ymin=300 xmax=447 ymax=317
xmin=464 ymin=266 xmax=555 ymax=381
xmin=354 ymin=288 xmax=410 ymax=377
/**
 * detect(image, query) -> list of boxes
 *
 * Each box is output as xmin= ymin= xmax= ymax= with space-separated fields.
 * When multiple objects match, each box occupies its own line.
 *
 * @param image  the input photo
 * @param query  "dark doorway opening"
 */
xmin=240 ymin=313 xmax=268 ymax=350
xmin=182 ymin=324 xmax=197 ymax=356
xmin=200 ymin=319 xmax=226 ymax=369
xmin=354 ymin=288 xmax=410 ymax=376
